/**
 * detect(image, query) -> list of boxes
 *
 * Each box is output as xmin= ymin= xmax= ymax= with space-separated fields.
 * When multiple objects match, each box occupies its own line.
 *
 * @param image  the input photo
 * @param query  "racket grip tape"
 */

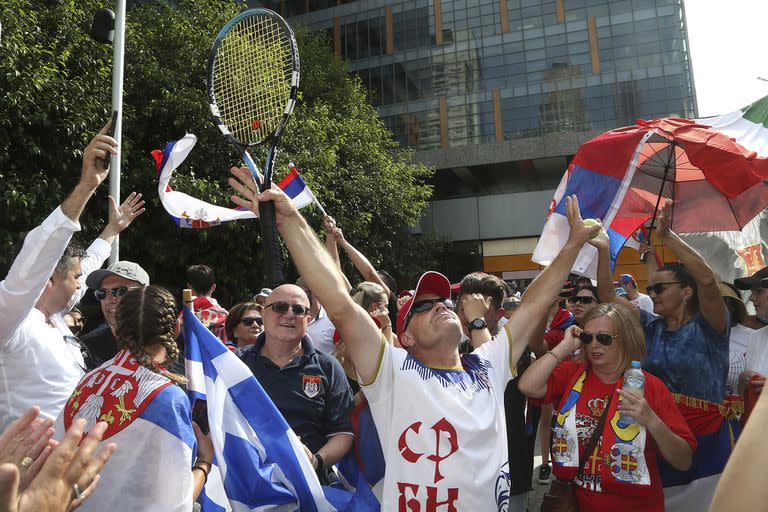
xmin=258 ymin=200 xmax=285 ymax=286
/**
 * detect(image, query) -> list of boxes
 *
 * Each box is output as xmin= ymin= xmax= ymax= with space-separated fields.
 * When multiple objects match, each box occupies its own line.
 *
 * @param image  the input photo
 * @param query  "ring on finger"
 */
xmin=20 ymin=456 xmax=33 ymax=468
xmin=73 ymin=483 xmax=82 ymax=500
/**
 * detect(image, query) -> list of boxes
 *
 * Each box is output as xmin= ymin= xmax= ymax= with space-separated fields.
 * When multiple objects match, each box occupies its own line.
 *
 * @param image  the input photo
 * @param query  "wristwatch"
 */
xmin=468 ymin=317 xmax=487 ymax=331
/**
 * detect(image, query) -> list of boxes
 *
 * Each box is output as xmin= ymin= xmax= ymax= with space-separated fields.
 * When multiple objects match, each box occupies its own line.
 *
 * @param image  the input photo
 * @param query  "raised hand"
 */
xmin=588 ymin=220 xmax=610 ymax=252
xmin=565 ymin=195 xmax=601 ymax=247
xmin=460 ymin=293 xmax=491 ymax=323
xmin=80 ymin=121 xmax=117 ymax=190
xmin=229 ymin=167 xmax=297 ymax=223
xmin=656 ymin=199 xmax=673 ymax=239
xmin=103 ymin=192 xmax=145 ymax=237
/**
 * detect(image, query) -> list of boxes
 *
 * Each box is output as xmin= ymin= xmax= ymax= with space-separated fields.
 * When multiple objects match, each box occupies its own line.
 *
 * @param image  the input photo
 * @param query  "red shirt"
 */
xmin=542 ymin=362 xmax=697 ymax=512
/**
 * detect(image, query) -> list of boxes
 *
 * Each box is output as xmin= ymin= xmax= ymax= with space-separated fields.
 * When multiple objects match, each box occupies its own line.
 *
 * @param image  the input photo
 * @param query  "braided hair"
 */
xmin=115 ymin=285 xmax=187 ymax=385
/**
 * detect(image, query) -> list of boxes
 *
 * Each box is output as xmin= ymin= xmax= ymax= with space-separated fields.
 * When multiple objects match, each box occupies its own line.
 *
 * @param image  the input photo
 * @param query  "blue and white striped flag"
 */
xmin=183 ymin=307 xmax=338 ymax=511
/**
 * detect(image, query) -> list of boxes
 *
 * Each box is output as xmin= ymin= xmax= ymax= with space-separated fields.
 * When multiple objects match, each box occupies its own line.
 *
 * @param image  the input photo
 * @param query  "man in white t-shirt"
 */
xmin=614 ymin=273 xmax=654 ymax=313
xmin=228 ymin=170 xmax=601 ymax=510
xmin=736 ymin=268 xmax=768 ymax=395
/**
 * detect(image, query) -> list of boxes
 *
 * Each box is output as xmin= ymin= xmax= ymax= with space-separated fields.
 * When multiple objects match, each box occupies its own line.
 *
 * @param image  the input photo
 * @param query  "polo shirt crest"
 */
xmin=302 ymin=374 xmax=322 ymax=398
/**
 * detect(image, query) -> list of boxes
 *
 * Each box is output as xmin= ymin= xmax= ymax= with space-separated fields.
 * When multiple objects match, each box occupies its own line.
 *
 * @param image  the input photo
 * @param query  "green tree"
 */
xmin=0 ymin=0 xmax=441 ymax=304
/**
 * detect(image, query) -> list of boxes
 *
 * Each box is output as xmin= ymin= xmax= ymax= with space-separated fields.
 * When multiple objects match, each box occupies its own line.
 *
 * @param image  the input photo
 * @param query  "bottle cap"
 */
xmin=631 ymin=360 xmax=641 ymax=368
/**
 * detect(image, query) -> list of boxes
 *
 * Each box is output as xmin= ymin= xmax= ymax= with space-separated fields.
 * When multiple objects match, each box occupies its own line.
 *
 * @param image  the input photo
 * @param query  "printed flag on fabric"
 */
xmin=277 ymin=163 xmax=317 ymax=210
xmin=534 ymin=95 xmax=768 ymax=281
xmin=54 ymin=350 xmax=196 ymax=511
xmin=183 ymin=308 xmax=378 ymax=512
xmin=153 ymin=134 xmax=317 ymax=229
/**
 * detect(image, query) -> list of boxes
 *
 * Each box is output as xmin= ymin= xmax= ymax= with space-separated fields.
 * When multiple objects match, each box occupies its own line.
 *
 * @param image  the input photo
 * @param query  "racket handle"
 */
xmin=258 ymin=200 xmax=285 ymax=286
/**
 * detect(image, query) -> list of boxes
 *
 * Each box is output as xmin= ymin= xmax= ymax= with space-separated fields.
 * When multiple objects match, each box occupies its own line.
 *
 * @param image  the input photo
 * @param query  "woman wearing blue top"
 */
xmin=592 ymin=199 xmax=733 ymax=512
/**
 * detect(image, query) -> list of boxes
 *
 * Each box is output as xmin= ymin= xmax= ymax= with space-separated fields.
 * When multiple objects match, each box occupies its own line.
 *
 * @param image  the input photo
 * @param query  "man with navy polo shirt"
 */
xmin=237 ymin=284 xmax=353 ymax=480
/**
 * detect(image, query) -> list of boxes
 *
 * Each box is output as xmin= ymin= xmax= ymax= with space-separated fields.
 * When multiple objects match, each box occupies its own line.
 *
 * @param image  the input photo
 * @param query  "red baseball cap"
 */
xmin=396 ymin=271 xmax=451 ymax=338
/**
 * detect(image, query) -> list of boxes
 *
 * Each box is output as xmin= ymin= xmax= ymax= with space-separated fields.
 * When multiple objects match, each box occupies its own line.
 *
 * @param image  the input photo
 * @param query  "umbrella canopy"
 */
xmin=533 ymin=94 xmax=768 ymax=281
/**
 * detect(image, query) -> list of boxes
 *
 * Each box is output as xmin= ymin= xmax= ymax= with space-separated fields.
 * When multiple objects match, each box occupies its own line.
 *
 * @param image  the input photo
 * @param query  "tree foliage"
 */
xmin=0 ymin=0 xmax=441 ymax=303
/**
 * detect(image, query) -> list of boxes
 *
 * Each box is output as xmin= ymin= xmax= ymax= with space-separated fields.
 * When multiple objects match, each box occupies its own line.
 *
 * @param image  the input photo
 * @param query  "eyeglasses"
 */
xmin=578 ymin=331 xmax=619 ymax=346
xmin=572 ymin=296 xmax=595 ymax=305
xmin=645 ymin=282 xmax=682 ymax=295
xmin=264 ymin=301 xmax=311 ymax=317
xmin=240 ymin=316 xmax=263 ymax=327
xmin=94 ymin=285 xmax=138 ymax=301
xmin=64 ymin=335 xmax=92 ymax=372
xmin=403 ymin=298 xmax=455 ymax=332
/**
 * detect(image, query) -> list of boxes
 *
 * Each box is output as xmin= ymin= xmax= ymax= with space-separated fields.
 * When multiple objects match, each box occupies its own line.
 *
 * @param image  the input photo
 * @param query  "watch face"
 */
xmin=470 ymin=318 xmax=486 ymax=330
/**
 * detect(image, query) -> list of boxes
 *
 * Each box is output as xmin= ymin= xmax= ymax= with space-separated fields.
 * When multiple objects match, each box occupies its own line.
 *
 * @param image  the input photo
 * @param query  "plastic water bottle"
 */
xmin=619 ymin=361 xmax=645 ymax=425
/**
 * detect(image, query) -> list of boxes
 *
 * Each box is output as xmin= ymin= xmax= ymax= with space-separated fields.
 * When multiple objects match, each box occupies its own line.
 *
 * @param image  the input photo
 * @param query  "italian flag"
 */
xmin=677 ymin=96 xmax=768 ymax=282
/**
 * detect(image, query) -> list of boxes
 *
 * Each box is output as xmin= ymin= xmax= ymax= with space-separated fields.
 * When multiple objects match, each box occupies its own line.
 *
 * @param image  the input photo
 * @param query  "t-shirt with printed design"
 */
xmin=361 ymin=327 xmax=515 ymax=511
xmin=541 ymin=361 xmax=696 ymax=512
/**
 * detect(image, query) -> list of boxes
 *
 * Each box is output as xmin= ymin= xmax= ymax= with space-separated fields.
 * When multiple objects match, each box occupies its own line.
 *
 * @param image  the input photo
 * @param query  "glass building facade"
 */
xmin=257 ymin=0 xmax=697 ymax=281
xmin=267 ymin=0 xmax=696 ymax=152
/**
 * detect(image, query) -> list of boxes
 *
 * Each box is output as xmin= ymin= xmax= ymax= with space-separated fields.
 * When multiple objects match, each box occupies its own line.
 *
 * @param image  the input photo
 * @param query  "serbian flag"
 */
xmin=277 ymin=163 xmax=318 ymax=210
xmin=532 ymin=128 xmax=653 ymax=278
xmin=153 ymin=135 xmax=315 ymax=229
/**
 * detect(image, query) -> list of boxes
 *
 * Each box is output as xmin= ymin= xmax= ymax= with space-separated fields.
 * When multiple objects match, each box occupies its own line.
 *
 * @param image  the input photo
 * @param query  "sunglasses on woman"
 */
xmin=403 ymin=298 xmax=455 ymax=332
xmin=645 ymin=282 xmax=681 ymax=295
xmin=94 ymin=285 xmax=139 ymax=301
xmin=578 ymin=331 xmax=619 ymax=346
xmin=240 ymin=316 xmax=263 ymax=327
xmin=572 ymin=296 xmax=595 ymax=305
xmin=264 ymin=301 xmax=311 ymax=317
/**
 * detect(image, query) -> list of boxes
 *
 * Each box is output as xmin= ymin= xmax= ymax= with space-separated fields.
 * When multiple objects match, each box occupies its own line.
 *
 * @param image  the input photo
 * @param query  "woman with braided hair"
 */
xmin=55 ymin=286 xmax=213 ymax=511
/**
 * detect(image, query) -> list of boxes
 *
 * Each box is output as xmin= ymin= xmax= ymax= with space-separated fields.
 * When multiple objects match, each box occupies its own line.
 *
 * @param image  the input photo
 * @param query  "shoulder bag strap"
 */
xmin=575 ymin=388 xmax=616 ymax=481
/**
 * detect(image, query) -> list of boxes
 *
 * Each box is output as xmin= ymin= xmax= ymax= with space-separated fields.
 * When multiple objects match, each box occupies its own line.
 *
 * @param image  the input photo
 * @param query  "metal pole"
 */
xmin=108 ymin=0 xmax=126 ymax=264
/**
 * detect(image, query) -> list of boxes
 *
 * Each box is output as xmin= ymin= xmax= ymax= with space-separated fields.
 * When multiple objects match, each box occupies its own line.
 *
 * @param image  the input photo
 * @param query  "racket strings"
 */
xmin=213 ymin=14 xmax=294 ymax=144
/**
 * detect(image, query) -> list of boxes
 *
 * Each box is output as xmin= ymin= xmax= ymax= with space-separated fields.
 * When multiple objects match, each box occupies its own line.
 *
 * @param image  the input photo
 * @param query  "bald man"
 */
xmin=237 ymin=285 xmax=353 ymax=481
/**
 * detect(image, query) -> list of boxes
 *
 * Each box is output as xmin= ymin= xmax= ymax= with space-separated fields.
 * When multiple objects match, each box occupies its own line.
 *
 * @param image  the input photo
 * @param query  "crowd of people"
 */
xmin=2 ymin=124 xmax=768 ymax=512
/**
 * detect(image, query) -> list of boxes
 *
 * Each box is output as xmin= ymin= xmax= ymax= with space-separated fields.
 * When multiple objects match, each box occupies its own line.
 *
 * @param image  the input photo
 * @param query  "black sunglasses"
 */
xmin=404 ymin=298 xmax=454 ymax=332
xmin=264 ymin=301 xmax=311 ymax=317
xmin=240 ymin=316 xmax=263 ymax=327
xmin=94 ymin=285 xmax=138 ymax=301
xmin=645 ymin=282 xmax=681 ymax=295
xmin=578 ymin=331 xmax=619 ymax=346
xmin=572 ymin=296 xmax=595 ymax=305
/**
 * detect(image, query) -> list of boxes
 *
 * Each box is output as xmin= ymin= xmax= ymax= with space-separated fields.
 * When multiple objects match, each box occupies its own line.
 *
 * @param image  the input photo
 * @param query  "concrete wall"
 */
xmin=420 ymin=190 xmax=555 ymax=241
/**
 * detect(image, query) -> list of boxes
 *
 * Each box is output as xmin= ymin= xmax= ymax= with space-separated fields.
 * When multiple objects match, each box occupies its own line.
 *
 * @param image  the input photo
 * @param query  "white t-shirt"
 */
xmin=306 ymin=305 xmax=336 ymax=354
xmin=745 ymin=325 xmax=768 ymax=376
xmin=361 ymin=328 xmax=514 ymax=510
xmin=630 ymin=293 xmax=655 ymax=314
xmin=728 ymin=324 xmax=754 ymax=394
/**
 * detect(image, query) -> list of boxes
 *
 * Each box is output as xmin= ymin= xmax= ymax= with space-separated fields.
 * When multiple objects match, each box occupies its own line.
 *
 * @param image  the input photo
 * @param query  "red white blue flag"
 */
xmin=153 ymin=135 xmax=317 ymax=229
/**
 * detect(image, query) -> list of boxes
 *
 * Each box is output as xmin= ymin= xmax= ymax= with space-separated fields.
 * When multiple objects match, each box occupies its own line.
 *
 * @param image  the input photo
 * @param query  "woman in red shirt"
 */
xmin=519 ymin=303 xmax=696 ymax=511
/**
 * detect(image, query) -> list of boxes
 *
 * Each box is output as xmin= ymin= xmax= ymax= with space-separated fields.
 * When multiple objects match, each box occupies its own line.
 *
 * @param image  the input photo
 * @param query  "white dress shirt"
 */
xmin=306 ymin=305 xmax=336 ymax=354
xmin=0 ymin=207 xmax=111 ymax=430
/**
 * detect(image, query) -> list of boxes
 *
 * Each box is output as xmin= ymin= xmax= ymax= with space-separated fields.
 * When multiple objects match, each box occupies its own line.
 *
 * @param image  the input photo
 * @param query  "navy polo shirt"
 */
xmin=237 ymin=333 xmax=354 ymax=453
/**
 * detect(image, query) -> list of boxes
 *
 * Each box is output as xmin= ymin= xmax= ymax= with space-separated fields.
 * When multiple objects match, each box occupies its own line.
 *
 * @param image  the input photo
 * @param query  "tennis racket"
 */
xmin=207 ymin=8 xmax=300 ymax=286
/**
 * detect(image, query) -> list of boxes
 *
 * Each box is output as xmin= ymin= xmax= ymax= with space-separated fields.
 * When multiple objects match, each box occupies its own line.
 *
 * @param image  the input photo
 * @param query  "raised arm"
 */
xmin=591 ymin=227 xmax=641 ymax=318
xmin=519 ymin=325 xmax=581 ymax=398
xmin=655 ymin=200 xmax=727 ymax=334
xmin=505 ymin=195 xmax=601 ymax=365
xmin=0 ymin=123 xmax=116 ymax=342
xmin=335 ymin=228 xmax=391 ymax=298
xmin=229 ymin=168 xmax=382 ymax=384
xmin=66 ymin=192 xmax=145 ymax=312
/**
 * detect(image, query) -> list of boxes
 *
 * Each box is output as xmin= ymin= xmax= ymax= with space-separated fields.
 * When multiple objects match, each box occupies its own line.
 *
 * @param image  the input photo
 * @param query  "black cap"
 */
xmin=734 ymin=267 xmax=768 ymax=290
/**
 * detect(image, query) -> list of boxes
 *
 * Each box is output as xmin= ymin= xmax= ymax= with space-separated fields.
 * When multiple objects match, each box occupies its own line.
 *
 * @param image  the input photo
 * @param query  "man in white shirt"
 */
xmin=296 ymin=276 xmax=335 ymax=354
xmin=0 ymin=123 xmax=144 ymax=430
xmin=614 ymin=273 xmax=654 ymax=313
xmin=736 ymin=268 xmax=768 ymax=395
xmin=229 ymin=169 xmax=599 ymax=510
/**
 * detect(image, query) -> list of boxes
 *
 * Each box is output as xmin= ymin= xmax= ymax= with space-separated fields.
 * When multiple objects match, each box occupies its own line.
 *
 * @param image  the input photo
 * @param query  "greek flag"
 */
xmin=183 ymin=307 xmax=337 ymax=511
